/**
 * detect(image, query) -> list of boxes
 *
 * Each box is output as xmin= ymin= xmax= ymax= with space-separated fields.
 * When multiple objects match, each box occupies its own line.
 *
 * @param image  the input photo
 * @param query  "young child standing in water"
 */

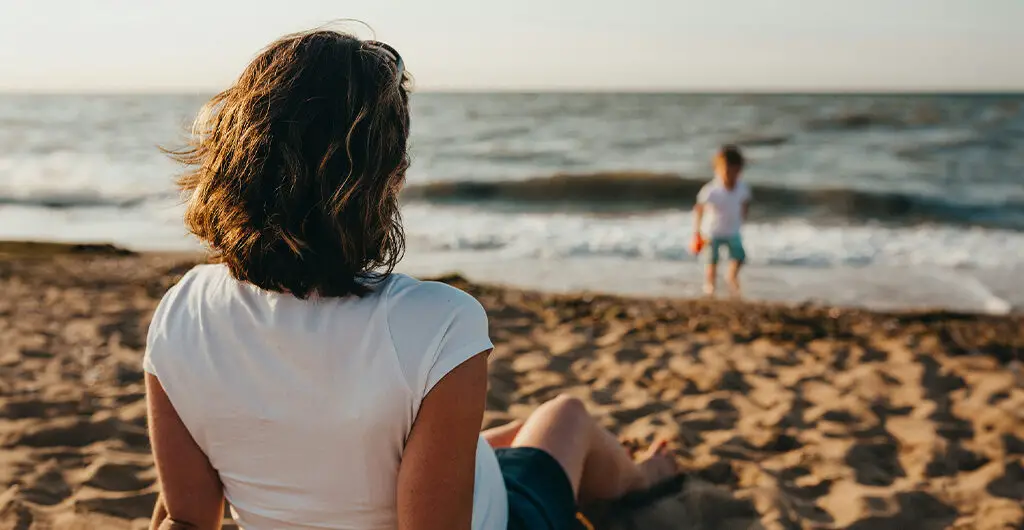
xmin=693 ymin=145 xmax=751 ymax=296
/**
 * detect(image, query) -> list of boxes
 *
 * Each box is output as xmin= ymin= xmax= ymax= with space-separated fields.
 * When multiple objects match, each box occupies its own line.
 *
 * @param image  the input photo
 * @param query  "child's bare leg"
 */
xmin=727 ymin=260 xmax=742 ymax=295
xmin=704 ymin=264 xmax=717 ymax=295
xmin=510 ymin=395 xmax=677 ymax=504
xmin=481 ymin=419 xmax=524 ymax=449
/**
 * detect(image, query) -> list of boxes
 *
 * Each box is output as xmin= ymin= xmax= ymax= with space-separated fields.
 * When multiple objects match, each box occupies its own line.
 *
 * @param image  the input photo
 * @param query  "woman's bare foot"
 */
xmin=632 ymin=440 xmax=680 ymax=492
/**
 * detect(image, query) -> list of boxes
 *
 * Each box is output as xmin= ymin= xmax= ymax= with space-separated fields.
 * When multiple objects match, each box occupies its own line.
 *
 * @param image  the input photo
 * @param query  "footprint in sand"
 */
xmin=19 ymin=463 xmax=72 ymax=506
xmin=1003 ymin=433 xmax=1024 ymax=455
xmin=986 ymin=461 xmax=1024 ymax=502
xmin=0 ymin=398 xmax=84 ymax=420
xmin=115 ymin=423 xmax=151 ymax=450
xmin=585 ymin=479 xmax=761 ymax=530
xmin=695 ymin=461 xmax=739 ymax=487
xmin=75 ymin=491 xmax=159 ymax=521
xmin=845 ymin=440 xmax=906 ymax=487
xmin=36 ymin=449 xmax=89 ymax=469
xmin=846 ymin=491 xmax=958 ymax=530
xmin=8 ymin=417 xmax=116 ymax=448
xmin=924 ymin=442 xmax=989 ymax=477
xmin=0 ymin=498 xmax=34 ymax=530
xmin=83 ymin=461 xmax=154 ymax=492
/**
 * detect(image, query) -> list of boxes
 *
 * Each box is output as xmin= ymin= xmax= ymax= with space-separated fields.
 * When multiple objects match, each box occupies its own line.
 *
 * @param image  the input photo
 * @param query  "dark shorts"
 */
xmin=706 ymin=234 xmax=746 ymax=265
xmin=496 ymin=447 xmax=578 ymax=530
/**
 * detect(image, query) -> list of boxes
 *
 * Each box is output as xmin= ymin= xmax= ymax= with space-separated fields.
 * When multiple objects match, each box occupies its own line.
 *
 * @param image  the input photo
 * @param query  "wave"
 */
xmin=806 ymin=112 xmax=911 ymax=131
xmin=732 ymin=134 xmax=790 ymax=147
xmin=402 ymin=172 xmax=1024 ymax=230
xmin=0 ymin=191 xmax=173 ymax=209
xmin=8 ymin=172 xmax=1021 ymax=230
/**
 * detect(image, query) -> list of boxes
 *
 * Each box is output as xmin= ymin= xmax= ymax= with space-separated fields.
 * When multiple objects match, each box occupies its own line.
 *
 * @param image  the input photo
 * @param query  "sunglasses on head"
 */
xmin=362 ymin=40 xmax=405 ymax=81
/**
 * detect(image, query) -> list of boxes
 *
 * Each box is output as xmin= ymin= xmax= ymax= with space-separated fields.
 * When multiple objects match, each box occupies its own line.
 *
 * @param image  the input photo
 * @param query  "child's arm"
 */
xmin=693 ymin=203 xmax=705 ymax=235
xmin=741 ymin=184 xmax=752 ymax=221
xmin=694 ymin=185 xmax=710 ymax=235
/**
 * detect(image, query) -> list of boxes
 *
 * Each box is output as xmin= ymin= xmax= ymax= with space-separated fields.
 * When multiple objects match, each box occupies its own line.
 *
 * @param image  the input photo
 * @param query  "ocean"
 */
xmin=1 ymin=93 xmax=1022 ymax=312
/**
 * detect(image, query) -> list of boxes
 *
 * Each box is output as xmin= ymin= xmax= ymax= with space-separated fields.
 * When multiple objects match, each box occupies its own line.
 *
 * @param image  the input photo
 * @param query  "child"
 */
xmin=693 ymin=145 xmax=751 ymax=296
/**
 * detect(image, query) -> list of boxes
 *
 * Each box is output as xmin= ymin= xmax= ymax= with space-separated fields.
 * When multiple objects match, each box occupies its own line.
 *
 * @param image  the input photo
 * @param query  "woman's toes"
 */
xmin=634 ymin=440 xmax=680 ymax=490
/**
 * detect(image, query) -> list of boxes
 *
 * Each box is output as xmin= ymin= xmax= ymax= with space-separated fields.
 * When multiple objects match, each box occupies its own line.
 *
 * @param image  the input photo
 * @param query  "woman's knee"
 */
xmin=541 ymin=394 xmax=589 ymax=423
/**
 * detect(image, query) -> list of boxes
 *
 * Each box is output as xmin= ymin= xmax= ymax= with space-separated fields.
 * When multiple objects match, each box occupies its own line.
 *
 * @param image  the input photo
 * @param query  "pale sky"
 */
xmin=1 ymin=0 xmax=1022 ymax=92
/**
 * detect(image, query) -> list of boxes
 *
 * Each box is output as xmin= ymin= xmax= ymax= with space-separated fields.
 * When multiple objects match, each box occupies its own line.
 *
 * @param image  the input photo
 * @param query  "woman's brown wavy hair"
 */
xmin=170 ymin=29 xmax=411 ymax=298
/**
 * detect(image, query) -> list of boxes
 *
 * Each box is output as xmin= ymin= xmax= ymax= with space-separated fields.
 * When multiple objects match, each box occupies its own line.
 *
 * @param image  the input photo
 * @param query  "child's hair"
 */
xmin=169 ymin=29 xmax=411 ymax=299
xmin=714 ymin=144 xmax=745 ymax=169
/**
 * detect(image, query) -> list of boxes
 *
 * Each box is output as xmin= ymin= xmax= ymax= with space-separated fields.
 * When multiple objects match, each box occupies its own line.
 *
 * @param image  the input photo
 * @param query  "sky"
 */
xmin=1 ymin=0 xmax=1022 ymax=92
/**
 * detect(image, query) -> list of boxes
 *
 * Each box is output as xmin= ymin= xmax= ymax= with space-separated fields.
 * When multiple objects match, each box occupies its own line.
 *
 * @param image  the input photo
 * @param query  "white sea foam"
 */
xmin=401 ymin=205 xmax=1024 ymax=270
xmin=0 ymin=202 xmax=1019 ymax=312
xmin=9 ymin=177 xmax=1019 ymax=272
xmin=0 ymin=152 xmax=177 ymax=206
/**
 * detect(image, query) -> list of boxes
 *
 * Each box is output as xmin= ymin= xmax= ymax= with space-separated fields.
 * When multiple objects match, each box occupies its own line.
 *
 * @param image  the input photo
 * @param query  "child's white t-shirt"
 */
xmin=143 ymin=265 xmax=508 ymax=530
xmin=696 ymin=180 xmax=752 ymax=237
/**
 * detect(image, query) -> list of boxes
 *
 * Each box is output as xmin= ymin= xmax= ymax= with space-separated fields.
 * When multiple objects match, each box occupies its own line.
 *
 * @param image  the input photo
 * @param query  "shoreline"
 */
xmin=400 ymin=250 xmax=1023 ymax=316
xmin=2 ymin=239 xmax=1019 ymax=317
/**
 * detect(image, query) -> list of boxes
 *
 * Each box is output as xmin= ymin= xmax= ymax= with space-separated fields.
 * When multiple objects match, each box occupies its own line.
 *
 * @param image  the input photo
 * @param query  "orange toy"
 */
xmin=689 ymin=234 xmax=705 ymax=255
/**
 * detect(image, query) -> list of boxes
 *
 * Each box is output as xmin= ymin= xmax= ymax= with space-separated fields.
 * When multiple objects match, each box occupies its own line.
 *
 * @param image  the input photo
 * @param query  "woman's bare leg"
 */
xmin=481 ymin=419 xmax=524 ymax=449
xmin=510 ymin=395 xmax=677 ymax=504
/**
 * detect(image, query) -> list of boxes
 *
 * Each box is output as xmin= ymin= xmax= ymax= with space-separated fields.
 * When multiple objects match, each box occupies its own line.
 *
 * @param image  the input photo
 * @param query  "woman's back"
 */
xmin=145 ymin=264 xmax=506 ymax=529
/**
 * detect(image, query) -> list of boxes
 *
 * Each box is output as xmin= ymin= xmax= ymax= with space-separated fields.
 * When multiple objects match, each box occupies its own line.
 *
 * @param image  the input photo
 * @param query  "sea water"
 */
xmin=1 ymin=93 xmax=1021 ymax=312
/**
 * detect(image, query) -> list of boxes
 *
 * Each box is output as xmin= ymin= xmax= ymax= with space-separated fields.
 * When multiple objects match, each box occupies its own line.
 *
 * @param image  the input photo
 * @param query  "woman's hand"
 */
xmin=397 ymin=351 xmax=490 ymax=530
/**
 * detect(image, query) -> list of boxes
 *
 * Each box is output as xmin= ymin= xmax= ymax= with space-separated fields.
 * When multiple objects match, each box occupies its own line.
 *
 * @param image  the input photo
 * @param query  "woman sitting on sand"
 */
xmin=144 ymin=28 xmax=677 ymax=530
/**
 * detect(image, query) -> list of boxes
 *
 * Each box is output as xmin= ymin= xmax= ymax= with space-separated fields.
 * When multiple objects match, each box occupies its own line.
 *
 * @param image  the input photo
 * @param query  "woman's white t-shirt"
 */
xmin=143 ymin=264 xmax=508 ymax=530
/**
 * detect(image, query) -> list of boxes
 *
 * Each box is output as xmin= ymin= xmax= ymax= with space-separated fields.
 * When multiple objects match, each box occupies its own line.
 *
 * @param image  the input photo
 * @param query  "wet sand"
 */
xmin=0 ymin=242 xmax=1021 ymax=529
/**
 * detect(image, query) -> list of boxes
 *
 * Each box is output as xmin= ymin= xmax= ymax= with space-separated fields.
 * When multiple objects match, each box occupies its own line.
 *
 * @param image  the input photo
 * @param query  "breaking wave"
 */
xmin=403 ymin=172 xmax=1024 ymax=230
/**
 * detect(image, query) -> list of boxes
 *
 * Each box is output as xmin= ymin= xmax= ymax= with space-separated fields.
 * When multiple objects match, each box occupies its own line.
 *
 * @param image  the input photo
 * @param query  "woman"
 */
xmin=145 ymin=28 xmax=677 ymax=530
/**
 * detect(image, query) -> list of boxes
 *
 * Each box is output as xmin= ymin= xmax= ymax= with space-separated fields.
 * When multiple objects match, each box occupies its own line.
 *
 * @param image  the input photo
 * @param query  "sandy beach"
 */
xmin=0 ymin=242 xmax=1021 ymax=529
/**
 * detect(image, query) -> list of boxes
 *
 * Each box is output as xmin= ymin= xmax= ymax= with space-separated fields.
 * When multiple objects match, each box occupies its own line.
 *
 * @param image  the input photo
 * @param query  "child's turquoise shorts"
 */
xmin=706 ymin=234 xmax=746 ymax=265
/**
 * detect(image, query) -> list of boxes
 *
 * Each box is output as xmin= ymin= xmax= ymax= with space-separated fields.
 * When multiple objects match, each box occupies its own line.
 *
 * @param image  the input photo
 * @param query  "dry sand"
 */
xmin=0 ymin=242 xmax=1021 ymax=530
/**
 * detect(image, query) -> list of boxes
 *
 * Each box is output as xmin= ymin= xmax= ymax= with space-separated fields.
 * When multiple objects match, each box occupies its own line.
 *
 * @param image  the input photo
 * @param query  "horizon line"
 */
xmin=2 ymin=87 xmax=1024 ymax=97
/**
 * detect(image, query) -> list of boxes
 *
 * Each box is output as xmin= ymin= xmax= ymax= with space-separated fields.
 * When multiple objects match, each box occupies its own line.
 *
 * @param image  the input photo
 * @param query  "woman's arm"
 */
xmin=693 ymin=203 xmax=705 ymax=235
xmin=146 ymin=373 xmax=225 ymax=530
xmin=397 ymin=351 xmax=490 ymax=530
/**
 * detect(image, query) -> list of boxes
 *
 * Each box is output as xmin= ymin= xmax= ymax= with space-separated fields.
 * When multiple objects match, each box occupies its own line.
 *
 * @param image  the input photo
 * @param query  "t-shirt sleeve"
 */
xmin=696 ymin=183 xmax=713 ymax=204
xmin=142 ymin=270 xmax=194 ymax=377
xmin=741 ymin=182 xmax=752 ymax=202
xmin=387 ymin=279 xmax=494 ymax=408
xmin=142 ymin=293 xmax=173 ymax=377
